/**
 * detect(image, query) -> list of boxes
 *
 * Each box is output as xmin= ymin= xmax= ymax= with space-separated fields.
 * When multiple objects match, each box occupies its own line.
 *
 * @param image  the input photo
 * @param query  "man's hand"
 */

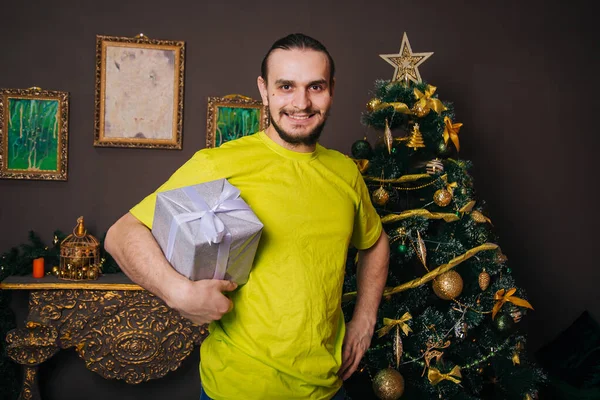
xmin=338 ymin=317 xmax=374 ymax=380
xmin=167 ymin=279 xmax=238 ymax=325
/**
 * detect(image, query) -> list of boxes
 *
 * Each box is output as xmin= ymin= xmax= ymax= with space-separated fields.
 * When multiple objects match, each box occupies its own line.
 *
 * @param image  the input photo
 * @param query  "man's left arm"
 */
xmin=339 ymin=230 xmax=389 ymax=380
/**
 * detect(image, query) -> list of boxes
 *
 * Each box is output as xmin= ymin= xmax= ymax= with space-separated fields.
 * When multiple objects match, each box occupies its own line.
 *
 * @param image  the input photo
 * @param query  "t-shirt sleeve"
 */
xmin=350 ymin=171 xmax=383 ymax=250
xmin=130 ymin=150 xmax=215 ymax=229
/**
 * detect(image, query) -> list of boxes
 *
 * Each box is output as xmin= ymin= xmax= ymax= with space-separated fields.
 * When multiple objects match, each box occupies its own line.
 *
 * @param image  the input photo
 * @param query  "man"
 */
xmin=105 ymin=33 xmax=389 ymax=400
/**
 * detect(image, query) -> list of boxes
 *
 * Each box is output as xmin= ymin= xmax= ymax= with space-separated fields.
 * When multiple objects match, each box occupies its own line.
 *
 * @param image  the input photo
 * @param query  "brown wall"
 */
xmin=1 ymin=0 xmax=598 ymax=398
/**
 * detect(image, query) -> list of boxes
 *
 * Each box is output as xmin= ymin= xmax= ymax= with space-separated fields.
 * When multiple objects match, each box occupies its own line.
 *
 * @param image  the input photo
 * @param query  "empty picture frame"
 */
xmin=0 ymin=87 xmax=69 ymax=181
xmin=206 ymin=95 xmax=268 ymax=148
xmin=94 ymin=34 xmax=185 ymax=149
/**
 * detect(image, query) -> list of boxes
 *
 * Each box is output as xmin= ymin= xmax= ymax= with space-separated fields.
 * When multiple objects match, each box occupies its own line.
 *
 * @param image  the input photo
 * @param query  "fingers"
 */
xmin=214 ymin=279 xmax=238 ymax=292
xmin=341 ymin=353 xmax=360 ymax=380
xmin=339 ymin=337 xmax=368 ymax=380
xmin=339 ymin=340 xmax=356 ymax=380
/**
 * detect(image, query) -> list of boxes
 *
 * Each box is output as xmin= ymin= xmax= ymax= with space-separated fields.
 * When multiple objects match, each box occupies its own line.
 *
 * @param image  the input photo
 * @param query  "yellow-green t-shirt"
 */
xmin=130 ymin=132 xmax=382 ymax=400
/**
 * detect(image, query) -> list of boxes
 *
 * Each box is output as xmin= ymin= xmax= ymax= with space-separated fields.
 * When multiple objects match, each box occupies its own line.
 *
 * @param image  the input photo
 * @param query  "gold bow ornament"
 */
xmin=428 ymin=365 xmax=462 ymax=385
xmin=443 ymin=116 xmax=463 ymax=152
xmin=492 ymin=288 xmax=534 ymax=320
xmin=377 ymin=312 xmax=413 ymax=337
xmin=414 ymin=85 xmax=447 ymax=116
xmin=440 ymin=174 xmax=459 ymax=195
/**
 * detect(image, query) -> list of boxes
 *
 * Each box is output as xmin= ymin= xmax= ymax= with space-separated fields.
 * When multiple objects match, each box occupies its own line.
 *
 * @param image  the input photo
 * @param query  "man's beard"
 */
xmin=269 ymin=107 xmax=328 ymax=147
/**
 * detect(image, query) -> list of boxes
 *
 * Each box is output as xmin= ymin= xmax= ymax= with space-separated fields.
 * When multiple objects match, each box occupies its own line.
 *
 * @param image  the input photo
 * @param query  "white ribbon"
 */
xmin=165 ymin=182 xmax=249 ymax=279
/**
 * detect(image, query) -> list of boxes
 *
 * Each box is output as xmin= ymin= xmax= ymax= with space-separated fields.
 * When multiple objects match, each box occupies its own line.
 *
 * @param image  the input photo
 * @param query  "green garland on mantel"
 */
xmin=0 ymin=230 xmax=121 ymax=400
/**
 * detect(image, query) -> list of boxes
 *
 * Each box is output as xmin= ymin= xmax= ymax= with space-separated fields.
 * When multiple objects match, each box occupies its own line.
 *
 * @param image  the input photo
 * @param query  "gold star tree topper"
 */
xmin=380 ymin=32 xmax=433 ymax=84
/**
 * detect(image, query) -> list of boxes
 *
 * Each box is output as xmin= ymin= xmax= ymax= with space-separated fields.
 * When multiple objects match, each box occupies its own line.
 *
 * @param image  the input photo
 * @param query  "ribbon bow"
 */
xmin=428 ymin=365 xmax=462 ymax=385
xmin=377 ymin=312 xmax=413 ymax=338
xmin=414 ymin=85 xmax=447 ymax=115
xmin=440 ymin=174 xmax=458 ymax=195
xmin=443 ymin=116 xmax=463 ymax=152
xmin=165 ymin=182 xmax=250 ymax=280
xmin=492 ymin=288 xmax=534 ymax=320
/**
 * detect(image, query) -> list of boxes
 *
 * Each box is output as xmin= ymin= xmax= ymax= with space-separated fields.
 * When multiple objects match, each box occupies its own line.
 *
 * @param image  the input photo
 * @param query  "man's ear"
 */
xmin=257 ymin=76 xmax=269 ymax=106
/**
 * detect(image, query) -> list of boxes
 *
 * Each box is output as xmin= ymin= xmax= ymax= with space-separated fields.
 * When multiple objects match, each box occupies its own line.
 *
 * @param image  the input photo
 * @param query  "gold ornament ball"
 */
xmin=433 ymin=189 xmax=453 ymax=207
xmin=433 ymin=271 xmax=463 ymax=300
xmin=478 ymin=270 xmax=491 ymax=291
xmin=372 ymin=186 xmax=390 ymax=206
xmin=372 ymin=368 xmax=405 ymax=400
xmin=367 ymin=98 xmax=382 ymax=112
xmin=88 ymin=267 xmax=99 ymax=280
xmin=411 ymin=103 xmax=429 ymax=118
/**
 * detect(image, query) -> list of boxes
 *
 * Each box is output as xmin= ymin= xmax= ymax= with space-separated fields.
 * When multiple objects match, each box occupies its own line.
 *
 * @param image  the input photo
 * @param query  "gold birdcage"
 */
xmin=58 ymin=216 xmax=102 ymax=280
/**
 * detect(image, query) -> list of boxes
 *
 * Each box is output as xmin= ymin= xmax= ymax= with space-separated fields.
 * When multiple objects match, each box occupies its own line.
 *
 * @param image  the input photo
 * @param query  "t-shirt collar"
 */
xmin=258 ymin=131 xmax=319 ymax=161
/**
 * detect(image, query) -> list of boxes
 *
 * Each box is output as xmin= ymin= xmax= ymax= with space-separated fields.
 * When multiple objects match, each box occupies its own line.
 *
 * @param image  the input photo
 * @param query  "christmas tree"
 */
xmin=342 ymin=33 xmax=546 ymax=400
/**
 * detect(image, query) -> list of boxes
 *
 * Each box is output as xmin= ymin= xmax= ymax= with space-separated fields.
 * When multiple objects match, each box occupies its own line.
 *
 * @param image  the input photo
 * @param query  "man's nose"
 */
xmin=291 ymin=89 xmax=311 ymax=110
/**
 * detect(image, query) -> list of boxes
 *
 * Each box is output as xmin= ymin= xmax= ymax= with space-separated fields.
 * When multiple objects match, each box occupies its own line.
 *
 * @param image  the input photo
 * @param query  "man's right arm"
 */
xmin=105 ymin=212 xmax=236 ymax=325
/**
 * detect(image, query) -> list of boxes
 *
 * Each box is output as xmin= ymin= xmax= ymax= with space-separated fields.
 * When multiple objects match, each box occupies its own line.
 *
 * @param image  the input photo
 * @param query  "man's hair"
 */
xmin=260 ymin=33 xmax=335 ymax=85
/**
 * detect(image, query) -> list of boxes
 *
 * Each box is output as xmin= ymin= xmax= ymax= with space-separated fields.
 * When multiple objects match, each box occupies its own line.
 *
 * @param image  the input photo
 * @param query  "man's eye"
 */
xmin=311 ymin=85 xmax=323 ymax=91
xmin=280 ymin=85 xmax=291 ymax=90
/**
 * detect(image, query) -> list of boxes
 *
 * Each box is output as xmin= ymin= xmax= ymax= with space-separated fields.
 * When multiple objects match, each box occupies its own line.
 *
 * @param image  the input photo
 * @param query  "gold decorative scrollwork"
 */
xmin=6 ymin=324 xmax=59 ymax=366
xmin=21 ymin=289 xmax=206 ymax=384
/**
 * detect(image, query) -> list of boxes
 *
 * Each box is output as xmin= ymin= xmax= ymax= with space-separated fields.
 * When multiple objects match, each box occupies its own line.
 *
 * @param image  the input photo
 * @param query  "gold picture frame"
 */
xmin=0 ymin=87 xmax=69 ymax=181
xmin=93 ymin=34 xmax=185 ymax=149
xmin=206 ymin=95 xmax=268 ymax=148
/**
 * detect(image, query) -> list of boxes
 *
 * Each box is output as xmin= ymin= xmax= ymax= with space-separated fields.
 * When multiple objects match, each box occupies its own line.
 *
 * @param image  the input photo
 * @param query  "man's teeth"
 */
xmin=288 ymin=114 xmax=311 ymax=120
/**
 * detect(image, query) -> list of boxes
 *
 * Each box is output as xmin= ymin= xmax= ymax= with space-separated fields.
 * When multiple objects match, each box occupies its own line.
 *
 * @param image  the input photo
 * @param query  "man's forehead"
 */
xmin=266 ymin=48 xmax=330 ymax=80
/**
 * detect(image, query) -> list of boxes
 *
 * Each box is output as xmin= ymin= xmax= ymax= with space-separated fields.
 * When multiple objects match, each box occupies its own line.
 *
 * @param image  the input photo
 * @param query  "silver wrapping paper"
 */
xmin=152 ymin=179 xmax=263 ymax=284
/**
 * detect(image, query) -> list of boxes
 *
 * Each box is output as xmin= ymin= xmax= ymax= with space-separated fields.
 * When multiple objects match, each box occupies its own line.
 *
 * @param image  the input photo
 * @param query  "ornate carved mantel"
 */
xmin=1 ymin=274 xmax=207 ymax=400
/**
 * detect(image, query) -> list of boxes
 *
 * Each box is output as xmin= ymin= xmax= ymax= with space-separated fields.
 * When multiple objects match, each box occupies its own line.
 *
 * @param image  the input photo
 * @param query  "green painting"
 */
xmin=7 ymin=98 xmax=59 ymax=171
xmin=215 ymin=106 xmax=261 ymax=147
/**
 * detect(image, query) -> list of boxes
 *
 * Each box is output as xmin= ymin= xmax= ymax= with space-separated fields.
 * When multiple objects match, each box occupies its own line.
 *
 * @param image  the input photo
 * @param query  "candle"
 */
xmin=32 ymin=257 xmax=45 ymax=278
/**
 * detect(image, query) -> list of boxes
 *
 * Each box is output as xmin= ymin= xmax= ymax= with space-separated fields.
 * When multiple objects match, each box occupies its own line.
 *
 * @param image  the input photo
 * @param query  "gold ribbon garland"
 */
xmin=459 ymin=200 xmax=476 ymax=213
xmin=365 ymin=173 xmax=431 ymax=184
xmin=371 ymin=101 xmax=412 ymax=114
xmin=492 ymin=288 xmax=534 ymax=320
xmin=351 ymin=158 xmax=370 ymax=174
xmin=443 ymin=116 xmax=463 ymax=152
xmin=377 ymin=313 xmax=413 ymax=337
xmin=414 ymin=85 xmax=447 ymax=114
xmin=459 ymin=200 xmax=493 ymax=224
xmin=427 ymin=365 xmax=462 ymax=385
xmin=381 ymin=209 xmax=460 ymax=224
xmin=343 ymin=243 xmax=498 ymax=302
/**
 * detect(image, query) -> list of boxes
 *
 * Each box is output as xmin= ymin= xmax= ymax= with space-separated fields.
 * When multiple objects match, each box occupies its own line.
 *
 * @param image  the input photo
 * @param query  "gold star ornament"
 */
xmin=380 ymin=32 xmax=433 ymax=84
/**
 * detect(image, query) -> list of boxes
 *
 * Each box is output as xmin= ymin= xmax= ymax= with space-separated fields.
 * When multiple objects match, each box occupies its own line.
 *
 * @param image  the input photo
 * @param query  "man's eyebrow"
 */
xmin=308 ymin=79 xmax=328 ymax=87
xmin=274 ymin=79 xmax=294 ymax=86
xmin=273 ymin=79 xmax=329 ymax=87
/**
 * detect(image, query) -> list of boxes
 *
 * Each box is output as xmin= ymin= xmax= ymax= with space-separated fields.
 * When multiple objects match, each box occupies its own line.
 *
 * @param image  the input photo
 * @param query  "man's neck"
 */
xmin=264 ymin=126 xmax=317 ymax=153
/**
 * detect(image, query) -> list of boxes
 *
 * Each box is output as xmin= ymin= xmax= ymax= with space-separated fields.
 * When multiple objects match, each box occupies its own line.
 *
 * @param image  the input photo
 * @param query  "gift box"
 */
xmin=152 ymin=179 xmax=263 ymax=284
